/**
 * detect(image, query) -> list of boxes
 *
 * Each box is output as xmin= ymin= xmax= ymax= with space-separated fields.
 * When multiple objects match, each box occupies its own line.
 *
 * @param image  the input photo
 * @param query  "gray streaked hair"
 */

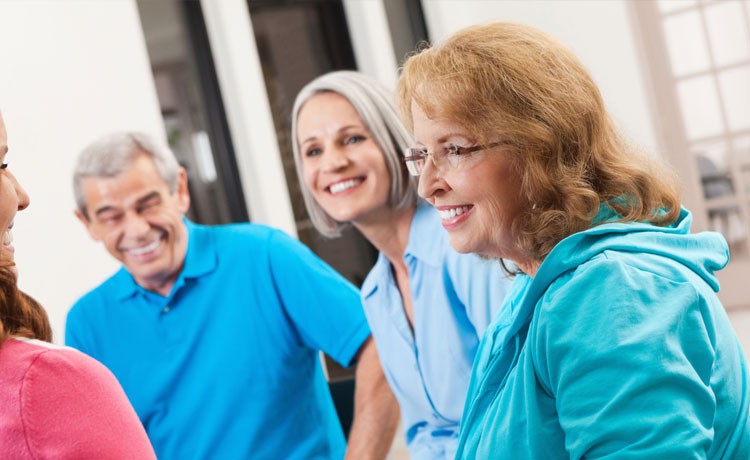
xmin=291 ymin=70 xmax=419 ymax=238
xmin=73 ymin=131 xmax=180 ymax=219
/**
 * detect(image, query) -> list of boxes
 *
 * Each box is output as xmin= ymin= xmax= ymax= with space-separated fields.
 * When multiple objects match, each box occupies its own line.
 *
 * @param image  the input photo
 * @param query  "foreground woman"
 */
xmin=399 ymin=22 xmax=749 ymax=459
xmin=0 ymin=111 xmax=156 ymax=459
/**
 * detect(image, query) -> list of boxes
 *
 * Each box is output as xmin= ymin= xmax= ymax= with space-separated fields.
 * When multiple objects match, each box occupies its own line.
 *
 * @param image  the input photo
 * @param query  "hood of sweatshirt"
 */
xmin=504 ymin=205 xmax=729 ymax=348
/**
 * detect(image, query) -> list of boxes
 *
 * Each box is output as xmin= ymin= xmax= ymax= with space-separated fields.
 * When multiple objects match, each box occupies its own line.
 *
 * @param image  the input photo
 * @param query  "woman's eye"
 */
xmin=345 ymin=135 xmax=365 ymax=145
xmin=304 ymin=147 xmax=321 ymax=157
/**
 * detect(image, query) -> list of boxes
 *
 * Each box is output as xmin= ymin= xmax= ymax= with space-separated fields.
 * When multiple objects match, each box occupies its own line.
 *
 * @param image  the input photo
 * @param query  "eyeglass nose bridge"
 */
xmin=419 ymin=148 xmax=453 ymax=175
xmin=422 ymin=150 xmax=438 ymax=170
xmin=403 ymin=148 xmax=441 ymax=176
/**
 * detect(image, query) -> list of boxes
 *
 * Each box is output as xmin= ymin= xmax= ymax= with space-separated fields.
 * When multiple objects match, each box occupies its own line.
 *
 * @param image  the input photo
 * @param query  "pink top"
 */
xmin=0 ymin=338 xmax=156 ymax=459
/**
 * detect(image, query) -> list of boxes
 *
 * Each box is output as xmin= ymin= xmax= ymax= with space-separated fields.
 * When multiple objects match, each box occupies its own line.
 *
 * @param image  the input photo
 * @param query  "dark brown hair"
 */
xmin=0 ymin=264 xmax=52 ymax=346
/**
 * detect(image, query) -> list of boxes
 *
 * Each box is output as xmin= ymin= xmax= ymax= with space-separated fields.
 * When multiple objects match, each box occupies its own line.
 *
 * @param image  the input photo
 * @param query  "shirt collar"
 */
xmin=113 ymin=218 xmax=217 ymax=300
xmin=404 ymin=201 xmax=446 ymax=268
xmin=361 ymin=202 xmax=445 ymax=298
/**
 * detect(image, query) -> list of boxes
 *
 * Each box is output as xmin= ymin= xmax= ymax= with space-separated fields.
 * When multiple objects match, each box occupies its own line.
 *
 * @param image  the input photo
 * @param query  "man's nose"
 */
xmin=123 ymin=212 xmax=151 ymax=237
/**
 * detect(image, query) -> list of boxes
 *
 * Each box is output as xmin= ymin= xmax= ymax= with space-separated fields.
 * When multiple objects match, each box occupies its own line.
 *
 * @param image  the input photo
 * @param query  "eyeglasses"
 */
xmin=403 ymin=141 xmax=509 ymax=176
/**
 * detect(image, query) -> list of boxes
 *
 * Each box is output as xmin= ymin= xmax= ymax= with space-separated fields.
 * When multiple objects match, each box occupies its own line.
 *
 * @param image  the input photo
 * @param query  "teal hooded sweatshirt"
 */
xmin=456 ymin=207 xmax=750 ymax=459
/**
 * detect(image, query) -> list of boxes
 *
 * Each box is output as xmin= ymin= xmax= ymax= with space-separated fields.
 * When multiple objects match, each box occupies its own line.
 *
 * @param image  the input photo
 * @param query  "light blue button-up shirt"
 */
xmin=361 ymin=203 xmax=513 ymax=460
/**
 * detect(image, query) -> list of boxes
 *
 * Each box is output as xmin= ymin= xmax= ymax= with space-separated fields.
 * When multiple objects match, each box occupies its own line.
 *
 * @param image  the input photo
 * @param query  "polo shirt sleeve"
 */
xmin=266 ymin=229 xmax=370 ymax=368
xmin=533 ymin=258 xmax=716 ymax=458
xmin=19 ymin=348 xmax=156 ymax=459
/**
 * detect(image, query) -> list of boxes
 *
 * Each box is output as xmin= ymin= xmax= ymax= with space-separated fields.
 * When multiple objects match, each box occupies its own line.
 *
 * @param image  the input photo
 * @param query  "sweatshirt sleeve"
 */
xmin=20 ymin=348 xmax=156 ymax=460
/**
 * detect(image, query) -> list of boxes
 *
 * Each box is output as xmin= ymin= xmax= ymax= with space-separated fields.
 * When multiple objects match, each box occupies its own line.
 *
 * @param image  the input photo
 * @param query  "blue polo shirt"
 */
xmin=66 ymin=220 xmax=369 ymax=460
xmin=361 ymin=203 xmax=513 ymax=459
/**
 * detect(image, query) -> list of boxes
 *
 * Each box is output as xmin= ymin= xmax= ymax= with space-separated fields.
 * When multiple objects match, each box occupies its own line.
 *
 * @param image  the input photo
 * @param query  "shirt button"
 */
xmin=162 ymin=306 xmax=171 ymax=313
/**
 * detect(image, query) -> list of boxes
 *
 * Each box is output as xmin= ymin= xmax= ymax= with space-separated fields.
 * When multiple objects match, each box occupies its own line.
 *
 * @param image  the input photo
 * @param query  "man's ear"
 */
xmin=74 ymin=209 xmax=101 ymax=241
xmin=176 ymin=167 xmax=191 ymax=214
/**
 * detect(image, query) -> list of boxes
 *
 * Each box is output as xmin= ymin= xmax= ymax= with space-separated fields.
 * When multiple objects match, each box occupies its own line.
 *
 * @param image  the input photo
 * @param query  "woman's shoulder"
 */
xmin=7 ymin=338 xmax=115 ymax=387
xmin=5 ymin=339 xmax=156 ymax=459
xmin=534 ymin=253 xmax=701 ymax=346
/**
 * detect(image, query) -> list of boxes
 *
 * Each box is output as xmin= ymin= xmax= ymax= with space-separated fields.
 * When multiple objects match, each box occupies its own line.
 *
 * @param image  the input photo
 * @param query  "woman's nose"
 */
xmin=321 ymin=146 xmax=349 ymax=172
xmin=12 ymin=173 xmax=30 ymax=211
xmin=417 ymin=158 xmax=442 ymax=199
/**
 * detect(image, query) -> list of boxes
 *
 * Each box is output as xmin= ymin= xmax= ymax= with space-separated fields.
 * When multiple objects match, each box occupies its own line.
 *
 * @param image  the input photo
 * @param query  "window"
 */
xmin=137 ymin=0 xmax=248 ymax=225
xmin=632 ymin=0 xmax=750 ymax=308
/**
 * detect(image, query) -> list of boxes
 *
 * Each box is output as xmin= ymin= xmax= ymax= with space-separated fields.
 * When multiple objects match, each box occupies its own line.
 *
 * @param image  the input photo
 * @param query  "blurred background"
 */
xmin=1 ymin=1 xmax=748 ymax=457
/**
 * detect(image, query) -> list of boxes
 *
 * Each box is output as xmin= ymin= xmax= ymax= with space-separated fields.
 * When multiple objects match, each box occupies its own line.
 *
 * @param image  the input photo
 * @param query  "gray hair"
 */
xmin=291 ymin=70 xmax=419 ymax=238
xmin=73 ymin=131 xmax=180 ymax=219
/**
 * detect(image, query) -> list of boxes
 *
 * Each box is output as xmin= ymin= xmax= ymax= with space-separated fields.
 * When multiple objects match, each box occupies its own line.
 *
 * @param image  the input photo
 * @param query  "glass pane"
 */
xmin=719 ymin=66 xmax=750 ymax=131
xmin=137 ymin=0 xmax=240 ymax=225
xmin=721 ymin=136 xmax=750 ymax=257
xmin=659 ymin=0 xmax=698 ymax=13
xmin=705 ymin=1 xmax=750 ymax=67
xmin=694 ymin=142 xmax=732 ymax=199
xmin=663 ymin=10 xmax=711 ymax=76
xmin=709 ymin=207 xmax=748 ymax=254
xmin=677 ymin=76 xmax=725 ymax=139
xmin=733 ymin=135 xmax=750 ymax=196
xmin=695 ymin=141 xmax=729 ymax=173
xmin=697 ymin=140 xmax=747 ymax=252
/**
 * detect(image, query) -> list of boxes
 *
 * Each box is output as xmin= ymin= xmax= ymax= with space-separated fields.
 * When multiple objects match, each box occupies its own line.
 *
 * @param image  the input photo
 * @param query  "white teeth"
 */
xmin=3 ymin=230 xmax=12 ymax=246
xmin=127 ymin=238 xmax=161 ymax=256
xmin=329 ymin=179 xmax=363 ymax=195
xmin=439 ymin=206 xmax=471 ymax=220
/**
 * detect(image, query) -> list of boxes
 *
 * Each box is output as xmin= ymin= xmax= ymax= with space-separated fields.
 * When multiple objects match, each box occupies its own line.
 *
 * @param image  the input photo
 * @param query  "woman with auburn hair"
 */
xmin=0 ymin=111 xmax=156 ymax=459
xmin=292 ymin=70 xmax=513 ymax=459
xmin=399 ymin=22 xmax=749 ymax=459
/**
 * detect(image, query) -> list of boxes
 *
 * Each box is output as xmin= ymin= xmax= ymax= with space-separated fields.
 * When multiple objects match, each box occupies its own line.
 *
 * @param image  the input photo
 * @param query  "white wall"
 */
xmin=420 ymin=0 xmax=659 ymax=156
xmin=0 ymin=0 xmax=164 ymax=343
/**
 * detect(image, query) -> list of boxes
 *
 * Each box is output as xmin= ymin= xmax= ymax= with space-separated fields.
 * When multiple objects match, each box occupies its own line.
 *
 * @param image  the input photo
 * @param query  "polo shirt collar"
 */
xmin=113 ymin=218 xmax=217 ymax=300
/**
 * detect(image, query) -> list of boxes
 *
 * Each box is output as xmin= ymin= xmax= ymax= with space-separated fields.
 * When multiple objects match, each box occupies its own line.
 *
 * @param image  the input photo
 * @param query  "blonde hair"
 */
xmin=399 ymin=22 xmax=680 ymax=261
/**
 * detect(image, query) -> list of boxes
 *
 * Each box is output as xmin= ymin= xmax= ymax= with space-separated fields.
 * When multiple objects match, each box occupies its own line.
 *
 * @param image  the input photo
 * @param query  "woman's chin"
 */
xmin=447 ymin=234 xmax=477 ymax=255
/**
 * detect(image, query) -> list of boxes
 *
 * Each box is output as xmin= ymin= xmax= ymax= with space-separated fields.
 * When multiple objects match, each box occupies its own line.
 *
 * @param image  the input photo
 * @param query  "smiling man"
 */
xmin=65 ymin=132 xmax=397 ymax=460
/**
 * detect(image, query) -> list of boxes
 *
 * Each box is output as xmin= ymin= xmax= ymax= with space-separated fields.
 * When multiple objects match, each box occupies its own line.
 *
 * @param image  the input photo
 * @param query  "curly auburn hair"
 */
xmin=398 ymin=22 xmax=680 ymax=263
